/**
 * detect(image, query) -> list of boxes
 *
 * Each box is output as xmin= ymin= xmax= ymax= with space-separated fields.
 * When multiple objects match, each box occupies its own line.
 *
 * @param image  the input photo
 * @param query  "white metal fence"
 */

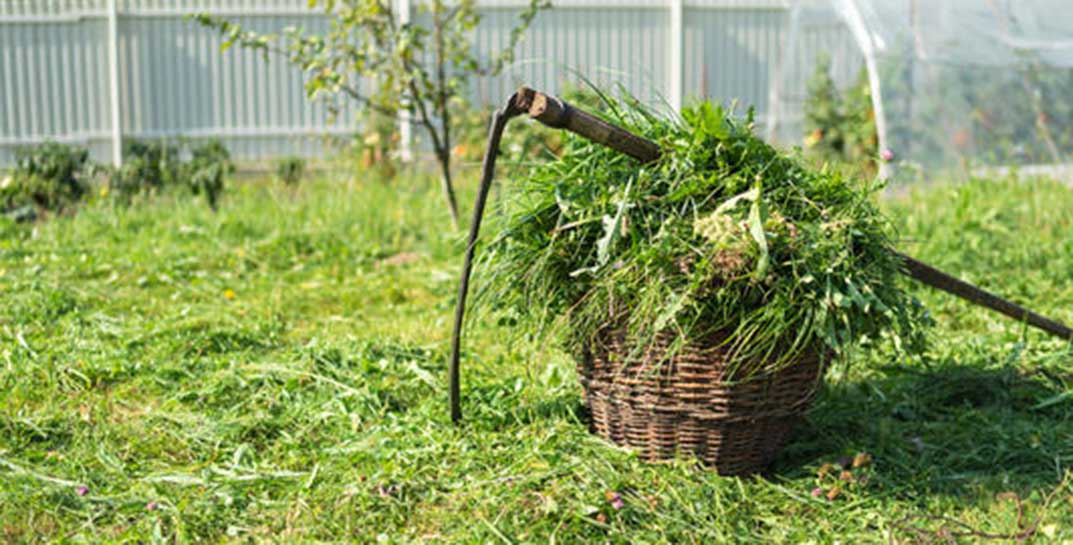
xmin=0 ymin=0 xmax=858 ymax=166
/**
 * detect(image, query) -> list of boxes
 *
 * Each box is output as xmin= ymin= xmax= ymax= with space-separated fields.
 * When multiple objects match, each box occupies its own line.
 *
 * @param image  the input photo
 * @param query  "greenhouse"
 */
xmin=771 ymin=0 xmax=1073 ymax=180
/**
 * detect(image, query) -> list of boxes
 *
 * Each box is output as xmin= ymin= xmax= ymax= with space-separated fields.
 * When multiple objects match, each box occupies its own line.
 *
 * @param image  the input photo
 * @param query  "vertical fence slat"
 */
xmin=107 ymin=0 xmax=122 ymax=164
xmin=1 ymin=15 xmax=14 ymax=143
xmin=668 ymin=0 xmax=682 ymax=110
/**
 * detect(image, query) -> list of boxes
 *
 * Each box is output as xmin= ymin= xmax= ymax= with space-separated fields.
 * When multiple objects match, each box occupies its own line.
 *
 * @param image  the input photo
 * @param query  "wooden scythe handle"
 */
xmin=898 ymin=253 xmax=1073 ymax=341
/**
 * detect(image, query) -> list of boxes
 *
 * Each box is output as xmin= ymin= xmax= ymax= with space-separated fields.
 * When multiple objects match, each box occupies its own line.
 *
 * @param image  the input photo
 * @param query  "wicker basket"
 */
xmin=578 ymin=327 xmax=824 ymax=475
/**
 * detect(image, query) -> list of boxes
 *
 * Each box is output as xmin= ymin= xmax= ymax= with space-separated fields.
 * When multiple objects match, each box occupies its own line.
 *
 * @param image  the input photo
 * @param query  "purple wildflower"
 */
xmin=605 ymin=490 xmax=625 ymax=510
xmin=810 ymin=487 xmax=823 ymax=498
xmin=76 ymin=485 xmax=89 ymax=497
xmin=880 ymin=148 xmax=895 ymax=162
xmin=146 ymin=501 xmax=158 ymax=511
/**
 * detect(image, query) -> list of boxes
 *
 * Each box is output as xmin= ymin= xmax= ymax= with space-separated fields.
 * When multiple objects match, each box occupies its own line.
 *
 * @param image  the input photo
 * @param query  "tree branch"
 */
xmin=336 ymin=84 xmax=400 ymax=118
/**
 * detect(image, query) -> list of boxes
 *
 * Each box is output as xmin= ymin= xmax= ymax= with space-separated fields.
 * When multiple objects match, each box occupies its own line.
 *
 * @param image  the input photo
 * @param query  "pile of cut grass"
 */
xmin=479 ymin=100 xmax=924 ymax=377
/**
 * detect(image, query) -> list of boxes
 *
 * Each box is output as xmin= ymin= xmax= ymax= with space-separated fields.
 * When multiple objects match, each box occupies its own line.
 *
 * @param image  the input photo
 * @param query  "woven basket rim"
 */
xmin=582 ymin=323 xmax=826 ymax=385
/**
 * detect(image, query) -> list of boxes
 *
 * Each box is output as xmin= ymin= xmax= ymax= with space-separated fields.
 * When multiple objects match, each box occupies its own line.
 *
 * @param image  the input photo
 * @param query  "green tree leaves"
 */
xmin=193 ymin=0 xmax=549 ymax=227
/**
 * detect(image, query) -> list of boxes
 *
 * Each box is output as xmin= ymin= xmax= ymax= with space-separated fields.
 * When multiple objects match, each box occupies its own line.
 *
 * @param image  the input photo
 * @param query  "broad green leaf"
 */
xmin=715 ymin=186 xmax=759 ymax=215
xmin=595 ymin=180 xmax=632 ymax=266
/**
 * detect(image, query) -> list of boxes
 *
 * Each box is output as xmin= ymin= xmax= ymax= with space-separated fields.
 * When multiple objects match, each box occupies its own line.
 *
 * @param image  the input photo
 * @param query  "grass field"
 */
xmin=2 ymin=172 xmax=1072 ymax=543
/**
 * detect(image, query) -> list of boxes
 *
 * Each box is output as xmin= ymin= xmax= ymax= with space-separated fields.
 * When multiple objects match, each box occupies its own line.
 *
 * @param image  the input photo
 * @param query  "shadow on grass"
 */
xmin=483 ymin=350 xmax=1071 ymax=501
xmin=776 ymin=358 xmax=1073 ymax=495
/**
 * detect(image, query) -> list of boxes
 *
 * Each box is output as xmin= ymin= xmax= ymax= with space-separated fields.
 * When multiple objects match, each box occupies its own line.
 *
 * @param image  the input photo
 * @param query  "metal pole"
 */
xmin=668 ymin=0 xmax=684 ymax=111
xmin=766 ymin=0 xmax=798 ymax=142
xmin=836 ymin=0 xmax=891 ymax=178
xmin=397 ymin=0 xmax=414 ymax=162
xmin=450 ymin=93 xmax=524 ymax=422
xmin=107 ymin=0 xmax=122 ymax=167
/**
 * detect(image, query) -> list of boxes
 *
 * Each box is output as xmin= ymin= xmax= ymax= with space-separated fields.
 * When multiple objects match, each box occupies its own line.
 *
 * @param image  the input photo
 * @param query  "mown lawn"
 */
xmin=1 ymin=173 xmax=1072 ymax=543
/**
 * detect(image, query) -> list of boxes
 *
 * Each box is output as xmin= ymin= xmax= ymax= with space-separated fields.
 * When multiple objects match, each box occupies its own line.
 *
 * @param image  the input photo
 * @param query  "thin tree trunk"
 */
xmin=408 ymin=89 xmax=459 ymax=229
xmin=431 ymin=3 xmax=459 ymax=229
xmin=437 ymin=148 xmax=460 ymax=229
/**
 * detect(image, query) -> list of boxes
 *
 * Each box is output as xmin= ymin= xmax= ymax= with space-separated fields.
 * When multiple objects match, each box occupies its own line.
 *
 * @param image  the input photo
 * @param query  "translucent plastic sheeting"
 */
xmin=772 ymin=0 xmax=1073 ymax=181
xmin=766 ymin=0 xmax=865 ymax=146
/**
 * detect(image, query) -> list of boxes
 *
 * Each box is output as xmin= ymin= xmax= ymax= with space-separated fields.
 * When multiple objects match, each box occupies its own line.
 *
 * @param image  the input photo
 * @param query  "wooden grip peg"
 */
xmin=512 ymin=86 xmax=661 ymax=164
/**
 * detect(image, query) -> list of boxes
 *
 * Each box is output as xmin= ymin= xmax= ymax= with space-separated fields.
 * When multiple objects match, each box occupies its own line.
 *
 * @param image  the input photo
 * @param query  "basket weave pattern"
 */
xmin=578 ymin=328 xmax=824 ymax=475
